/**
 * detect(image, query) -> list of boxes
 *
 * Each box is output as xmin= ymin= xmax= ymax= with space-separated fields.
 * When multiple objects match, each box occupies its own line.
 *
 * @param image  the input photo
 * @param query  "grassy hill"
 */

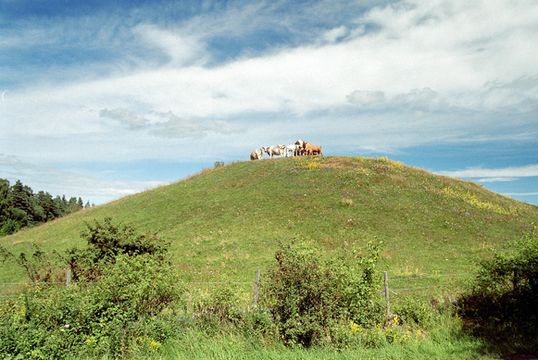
xmin=1 ymin=156 xmax=537 ymax=299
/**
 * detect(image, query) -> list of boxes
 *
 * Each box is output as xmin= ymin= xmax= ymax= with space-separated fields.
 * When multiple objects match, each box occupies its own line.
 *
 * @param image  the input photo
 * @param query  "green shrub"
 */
xmin=459 ymin=225 xmax=538 ymax=354
xmin=241 ymin=308 xmax=278 ymax=341
xmin=0 ymin=256 xmax=182 ymax=358
xmin=0 ymin=244 xmax=64 ymax=284
xmin=94 ymin=254 xmax=182 ymax=318
xmin=394 ymin=298 xmax=435 ymax=328
xmin=0 ymin=218 xmax=21 ymax=236
xmin=263 ymin=240 xmax=383 ymax=347
xmin=0 ymin=218 xmax=183 ymax=359
xmin=68 ymin=217 xmax=167 ymax=281
xmin=86 ymin=254 xmax=182 ymax=356
xmin=194 ymin=285 xmax=243 ymax=331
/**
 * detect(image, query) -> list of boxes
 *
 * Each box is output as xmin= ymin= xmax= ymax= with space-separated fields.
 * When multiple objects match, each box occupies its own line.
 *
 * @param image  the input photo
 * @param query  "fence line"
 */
xmin=0 ymin=281 xmax=65 ymax=285
xmin=390 ymin=286 xmax=443 ymax=291
xmin=187 ymin=281 xmax=252 ymax=284
xmin=388 ymin=287 xmax=457 ymax=296
xmin=390 ymin=272 xmax=474 ymax=278
xmin=0 ymin=273 xmax=473 ymax=286
xmin=0 ymin=269 xmax=471 ymax=309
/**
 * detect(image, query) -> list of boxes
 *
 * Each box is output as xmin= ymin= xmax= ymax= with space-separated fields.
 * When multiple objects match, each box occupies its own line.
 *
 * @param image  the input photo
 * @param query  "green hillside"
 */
xmin=1 ymin=156 xmax=536 ymax=297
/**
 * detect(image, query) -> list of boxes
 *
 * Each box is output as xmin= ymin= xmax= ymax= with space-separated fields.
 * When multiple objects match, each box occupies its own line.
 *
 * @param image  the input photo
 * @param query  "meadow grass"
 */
xmin=1 ymin=156 xmax=536 ymax=298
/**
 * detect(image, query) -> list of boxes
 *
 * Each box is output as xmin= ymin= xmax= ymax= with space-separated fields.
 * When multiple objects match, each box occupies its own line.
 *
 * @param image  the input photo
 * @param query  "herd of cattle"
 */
xmin=250 ymin=139 xmax=322 ymax=160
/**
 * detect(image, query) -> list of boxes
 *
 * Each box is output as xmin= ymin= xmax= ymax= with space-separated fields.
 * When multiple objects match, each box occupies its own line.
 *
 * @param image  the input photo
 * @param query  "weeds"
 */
xmin=458 ymin=226 xmax=538 ymax=355
xmin=441 ymin=187 xmax=517 ymax=216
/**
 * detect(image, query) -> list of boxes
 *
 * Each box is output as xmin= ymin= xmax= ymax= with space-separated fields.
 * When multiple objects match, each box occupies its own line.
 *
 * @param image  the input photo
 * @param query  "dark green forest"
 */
xmin=0 ymin=178 xmax=90 ymax=236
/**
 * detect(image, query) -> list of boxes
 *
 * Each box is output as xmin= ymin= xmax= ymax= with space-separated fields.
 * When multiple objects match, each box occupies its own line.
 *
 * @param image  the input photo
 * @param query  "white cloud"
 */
xmin=479 ymin=77 xmax=538 ymax=112
xmin=100 ymin=108 xmax=150 ymax=129
xmin=346 ymin=87 xmax=449 ymax=110
xmin=475 ymin=177 xmax=516 ymax=183
xmin=10 ymin=0 xmax=538 ymax=204
xmin=392 ymin=87 xmax=444 ymax=109
xmin=149 ymin=111 xmax=239 ymax=138
xmin=0 ymin=154 xmax=166 ymax=204
xmin=346 ymin=90 xmax=386 ymax=107
xmin=439 ymin=165 xmax=538 ymax=179
xmin=98 ymin=108 xmax=238 ymax=138
xmin=1 ymin=0 xmax=537 ymax=164
xmin=322 ymin=26 xmax=348 ymax=43
xmin=504 ymin=192 xmax=538 ymax=196
xmin=133 ymin=24 xmax=209 ymax=66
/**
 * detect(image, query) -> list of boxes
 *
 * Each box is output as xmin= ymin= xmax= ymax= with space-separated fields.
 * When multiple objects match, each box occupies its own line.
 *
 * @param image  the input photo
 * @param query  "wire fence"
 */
xmin=0 ymin=270 xmax=474 ymax=303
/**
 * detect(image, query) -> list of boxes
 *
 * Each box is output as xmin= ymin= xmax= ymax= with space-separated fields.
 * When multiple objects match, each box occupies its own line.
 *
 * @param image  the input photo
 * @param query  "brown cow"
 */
xmin=304 ymin=142 xmax=322 ymax=155
xmin=250 ymin=147 xmax=264 ymax=160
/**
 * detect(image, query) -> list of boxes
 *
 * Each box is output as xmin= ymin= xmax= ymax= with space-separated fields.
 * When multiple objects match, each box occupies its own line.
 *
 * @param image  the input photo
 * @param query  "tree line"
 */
xmin=0 ymin=178 xmax=92 ymax=236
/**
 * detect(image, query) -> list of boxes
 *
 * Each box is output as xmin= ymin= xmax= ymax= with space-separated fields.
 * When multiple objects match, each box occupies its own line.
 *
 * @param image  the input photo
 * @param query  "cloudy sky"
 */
xmin=1 ymin=0 xmax=537 ymax=205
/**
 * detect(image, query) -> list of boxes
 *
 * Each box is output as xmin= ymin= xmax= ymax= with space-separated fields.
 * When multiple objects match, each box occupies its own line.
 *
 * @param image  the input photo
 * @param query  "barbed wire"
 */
xmin=186 ymin=281 xmax=252 ymax=284
xmin=0 ymin=269 xmax=476 ymax=301
xmin=0 ymin=272 xmax=475 ymax=284
xmin=0 ymin=281 xmax=65 ymax=284
xmin=390 ymin=272 xmax=474 ymax=278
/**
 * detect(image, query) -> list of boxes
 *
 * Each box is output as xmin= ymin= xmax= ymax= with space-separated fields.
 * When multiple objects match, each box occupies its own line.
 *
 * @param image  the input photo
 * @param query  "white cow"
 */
xmin=283 ymin=144 xmax=300 ymax=157
xmin=294 ymin=139 xmax=307 ymax=156
xmin=265 ymin=145 xmax=286 ymax=158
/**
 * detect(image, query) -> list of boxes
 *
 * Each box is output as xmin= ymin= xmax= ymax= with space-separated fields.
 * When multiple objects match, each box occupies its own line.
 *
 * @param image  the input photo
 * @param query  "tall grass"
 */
xmin=153 ymin=324 xmax=491 ymax=360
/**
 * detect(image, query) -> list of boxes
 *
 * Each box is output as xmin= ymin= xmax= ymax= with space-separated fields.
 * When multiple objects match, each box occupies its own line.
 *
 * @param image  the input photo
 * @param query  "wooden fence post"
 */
xmin=66 ymin=267 xmax=72 ymax=287
xmin=384 ymin=271 xmax=391 ymax=318
xmin=253 ymin=269 xmax=260 ymax=308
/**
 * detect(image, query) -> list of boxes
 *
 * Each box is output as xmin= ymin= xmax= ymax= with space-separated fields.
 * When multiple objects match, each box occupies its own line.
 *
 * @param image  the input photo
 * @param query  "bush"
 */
xmin=0 ymin=218 xmax=183 ymax=359
xmin=0 ymin=244 xmax=64 ymax=284
xmin=67 ymin=217 xmax=167 ymax=281
xmin=0 ymin=256 xmax=182 ymax=358
xmin=241 ymin=308 xmax=278 ymax=341
xmin=0 ymin=218 xmax=21 ymax=236
xmin=86 ymin=254 xmax=182 ymax=356
xmin=394 ymin=298 xmax=435 ymax=328
xmin=190 ymin=283 xmax=280 ymax=341
xmin=0 ymin=262 xmax=182 ymax=359
xmin=459 ymin=225 xmax=538 ymax=354
xmin=263 ymin=240 xmax=383 ymax=347
xmin=194 ymin=285 xmax=243 ymax=331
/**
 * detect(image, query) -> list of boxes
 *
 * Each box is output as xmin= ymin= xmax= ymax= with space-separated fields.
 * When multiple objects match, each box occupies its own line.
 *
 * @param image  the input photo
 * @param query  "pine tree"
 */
xmin=9 ymin=180 xmax=33 ymax=227
xmin=66 ymin=197 xmax=78 ymax=214
xmin=36 ymin=191 xmax=57 ymax=221
xmin=53 ymin=195 xmax=64 ymax=216
xmin=0 ymin=181 xmax=86 ymax=236
xmin=0 ymin=179 xmax=10 ymax=223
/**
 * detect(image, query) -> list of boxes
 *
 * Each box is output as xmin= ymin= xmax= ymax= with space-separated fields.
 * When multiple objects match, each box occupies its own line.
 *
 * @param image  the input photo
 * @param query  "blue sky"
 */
xmin=1 ymin=0 xmax=537 ymax=205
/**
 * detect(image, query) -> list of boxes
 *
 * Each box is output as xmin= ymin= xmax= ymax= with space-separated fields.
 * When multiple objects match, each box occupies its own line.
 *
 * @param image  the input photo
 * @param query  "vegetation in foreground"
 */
xmin=1 ymin=219 xmax=536 ymax=359
xmin=459 ymin=224 xmax=538 ymax=354
xmin=0 ymin=219 xmax=181 ymax=358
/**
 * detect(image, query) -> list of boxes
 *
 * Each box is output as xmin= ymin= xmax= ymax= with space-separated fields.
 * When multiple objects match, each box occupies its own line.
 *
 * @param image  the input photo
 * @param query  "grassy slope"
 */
xmin=1 ymin=156 xmax=537 ymax=297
